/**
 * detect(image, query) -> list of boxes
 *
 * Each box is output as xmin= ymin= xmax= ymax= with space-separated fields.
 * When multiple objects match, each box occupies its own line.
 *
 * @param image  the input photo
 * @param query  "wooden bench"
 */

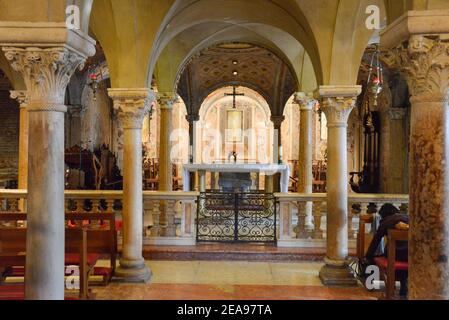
xmin=0 ymin=215 xmax=90 ymax=299
xmin=0 ymin=212 xmax=117 ymax=299
xmin=357 ymin=214 xmax=409 ymax=299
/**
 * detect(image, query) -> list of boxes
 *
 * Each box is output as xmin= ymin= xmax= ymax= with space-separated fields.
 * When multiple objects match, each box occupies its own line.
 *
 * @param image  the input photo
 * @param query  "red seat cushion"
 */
xmin=115 ymin=221 xmax=122 ymax=231
xmin=0 ymin=285 xmax=24 ymax=300
xmin=93 ymin=267 xmax=112 ymax=277
xmin=374 ymin=257 xmax=409 ymax=271
xmin=65 ymin=253 xmax=100 ymax=267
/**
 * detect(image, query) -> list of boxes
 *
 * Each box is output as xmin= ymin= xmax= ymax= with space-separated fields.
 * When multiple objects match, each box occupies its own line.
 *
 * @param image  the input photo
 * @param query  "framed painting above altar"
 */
xmin=226 ymin=110 xmax=244 ymax=143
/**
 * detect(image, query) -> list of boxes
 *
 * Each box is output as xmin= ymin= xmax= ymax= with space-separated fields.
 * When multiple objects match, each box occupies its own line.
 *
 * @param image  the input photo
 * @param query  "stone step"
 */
xmin=139 ymin=244 xmax=336 ymax=262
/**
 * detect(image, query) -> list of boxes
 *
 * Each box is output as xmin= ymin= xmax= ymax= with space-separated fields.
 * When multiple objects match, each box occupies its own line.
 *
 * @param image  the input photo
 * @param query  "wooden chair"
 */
xmin=357 ymin=214 xmax=409 ymax=299
xmin=374 ymin=229 xmax=409 ymax=300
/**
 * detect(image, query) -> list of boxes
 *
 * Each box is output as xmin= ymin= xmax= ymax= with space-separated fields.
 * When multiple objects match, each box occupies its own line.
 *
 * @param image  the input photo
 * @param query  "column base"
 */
xmin=319 ymin=259 xmax=357 ymax=287
xmin=113 ymin=258 xmax=152 ymax=283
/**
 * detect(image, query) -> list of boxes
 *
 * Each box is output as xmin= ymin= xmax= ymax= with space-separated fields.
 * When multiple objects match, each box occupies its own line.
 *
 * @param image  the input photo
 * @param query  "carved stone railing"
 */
xmin=0 ymin=189 xmax=198 ymax=246
xmin=275 ymin=192 xmax=409 ymax=248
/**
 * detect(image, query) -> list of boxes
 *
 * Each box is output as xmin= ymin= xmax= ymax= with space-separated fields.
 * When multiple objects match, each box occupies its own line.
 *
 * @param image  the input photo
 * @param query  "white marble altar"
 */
xmin=183 ymin=163 xmax=290 ymax=193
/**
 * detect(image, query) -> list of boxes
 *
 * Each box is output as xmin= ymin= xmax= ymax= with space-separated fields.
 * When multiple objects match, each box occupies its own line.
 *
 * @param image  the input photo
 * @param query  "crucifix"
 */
xmin=224 ymin=86 xmax=244 ymax=109
xmin=225 ymin=86 xmax=245 ymax=156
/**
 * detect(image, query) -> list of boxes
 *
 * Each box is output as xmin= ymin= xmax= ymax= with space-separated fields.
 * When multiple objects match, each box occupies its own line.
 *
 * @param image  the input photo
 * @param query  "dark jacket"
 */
xmin=365 ymin=214 xmax=409 ymax=263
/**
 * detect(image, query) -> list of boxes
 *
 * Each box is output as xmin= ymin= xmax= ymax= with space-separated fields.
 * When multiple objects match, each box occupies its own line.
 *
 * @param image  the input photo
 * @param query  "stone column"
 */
xmin=108 ymin=88 xmax=154 ymax=283
xmin=387 ymin=108 xmax=408 ymax=193
xmin=10 ymin=91 xmax=28 ymax=192
xmin=66 ymin=105 xmax=85 ymax=147
xmin=270 ymin=115 xmax=285 ymax=193
xmin=1 ymin=26 xmax=95 ymax=299
xmin=315 ymin=86 xmax=361 ymax=286
xmin=382 ymin=13 xmax=449 ymax=298
xmin=157 ymin=92 xmax=176 ymax=192
xmin=294 ymin=93 xmax=316 ymax=236
xmin=186 ymin=114 xmax=199 ymax=164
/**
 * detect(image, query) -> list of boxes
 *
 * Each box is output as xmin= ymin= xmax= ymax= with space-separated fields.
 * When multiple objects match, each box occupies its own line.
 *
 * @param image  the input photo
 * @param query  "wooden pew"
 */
xmin=0 ymin=215 xmax=90 ymax=299
xmin=0 ymin=212 xmax=117 ymax=298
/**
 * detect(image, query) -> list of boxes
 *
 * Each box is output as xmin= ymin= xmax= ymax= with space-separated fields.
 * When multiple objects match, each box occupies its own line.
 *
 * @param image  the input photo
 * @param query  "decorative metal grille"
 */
xmin=196 ymin=192 xmax=276 ymax=243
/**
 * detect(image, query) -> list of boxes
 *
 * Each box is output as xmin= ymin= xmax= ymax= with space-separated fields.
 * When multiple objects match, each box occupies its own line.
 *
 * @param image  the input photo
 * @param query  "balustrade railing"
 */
xmin=1 ymin=189 xmax=409 ymax=248
xmin=275 ymin=192 xmax=409 ymax=248
xmin=0 ymin=189 xmax=198 ymax=246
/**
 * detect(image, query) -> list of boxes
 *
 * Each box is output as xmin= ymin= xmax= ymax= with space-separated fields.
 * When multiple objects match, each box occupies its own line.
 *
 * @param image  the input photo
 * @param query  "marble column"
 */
xmin=294 ymin=93 xmax=316 ymax=236
xmin=10 ymin=91 xmax=28 ymax=194
xmin=1 ymin=26 xmax=95 ymax=299
xmin=270 ymin=115 xmax=285 ymax=193
xmin=382 ymin=13 xmax=449 ymax=299
xmin=315 ymin=86 xmax=361 ymax=286
xmin=157 ymin=92 xmax=177 ymax=192
xmin=108 ymin=89 xmax=154 ymax=283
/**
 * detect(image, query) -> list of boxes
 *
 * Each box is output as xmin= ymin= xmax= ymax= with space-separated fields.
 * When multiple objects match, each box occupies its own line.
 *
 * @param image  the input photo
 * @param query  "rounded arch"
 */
xmin=149 ymin=0 xmax=322 ymax=90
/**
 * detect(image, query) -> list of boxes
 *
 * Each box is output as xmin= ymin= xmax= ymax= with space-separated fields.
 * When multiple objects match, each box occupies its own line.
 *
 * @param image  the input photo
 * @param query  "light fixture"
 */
xmin=232 ymin=60 xmax=238 ymax=65
xmin=363 ymin=44 xmax=384 ymax=128
xmin=88 ymin=64 xmax=104 ymax=102
xmin=232 ymin=70 xmax=238 ymax=76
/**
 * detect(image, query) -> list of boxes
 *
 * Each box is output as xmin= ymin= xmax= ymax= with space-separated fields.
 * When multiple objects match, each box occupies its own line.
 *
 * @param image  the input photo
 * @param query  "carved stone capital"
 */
xmin=3 ymin=47 xmax=87 ymax=112
xmin=270 ymin=115 xmax=285 ymax=128
xmin=10 ymin=90 xmax=28 ymax=108
xmin=157 ymin=92 xmax=178 ymax=110
xmin=108 ymin=88 xmax=156 ymax=129
xmin=389 ymin=35 xmax=449 ymax=103
xmin=314 ymin=86 xmax=362 ymax=127
xmin=388 ymin=107 xmax=407 ymax=120
xmin=186 ymin=114 xmax=200 ymax=123
xmin=294 ymin=92 xmax=317 ymax=111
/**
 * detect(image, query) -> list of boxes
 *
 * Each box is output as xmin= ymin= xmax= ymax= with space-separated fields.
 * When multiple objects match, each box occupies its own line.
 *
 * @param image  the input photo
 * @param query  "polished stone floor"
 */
xmin=93 ymin=261 xmax=379 ymax=300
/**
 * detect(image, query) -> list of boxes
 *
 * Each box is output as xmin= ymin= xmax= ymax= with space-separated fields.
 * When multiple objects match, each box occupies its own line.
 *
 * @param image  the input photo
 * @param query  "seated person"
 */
xmin=364 ymin=203 xmax=409 ymax=296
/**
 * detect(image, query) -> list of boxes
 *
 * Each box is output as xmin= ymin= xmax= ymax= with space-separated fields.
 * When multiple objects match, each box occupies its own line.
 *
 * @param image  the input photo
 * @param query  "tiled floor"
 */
xmin=93 ymin=260 xmax=379 ymax=300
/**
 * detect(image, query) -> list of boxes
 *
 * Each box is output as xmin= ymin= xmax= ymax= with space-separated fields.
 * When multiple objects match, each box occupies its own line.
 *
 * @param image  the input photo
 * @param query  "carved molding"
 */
xmin=320 ymin=97 xmax=358 ymax=126
xmin=3 ymin=47 xmax=88 ymax=112
xmin=294 ymin=92 xmax=317 ymax=111
xmin=314 ymin=86 xmax=361 ymax=127
xmin=9 ymin=90 xmax=28 ymax=108
xmin=108 ymin=88 xmax=156 ymax=129
xmin=390 ymin=35 xmax=449 ymax=102
xmin=157 ymin=92 xmax=178 ymax=110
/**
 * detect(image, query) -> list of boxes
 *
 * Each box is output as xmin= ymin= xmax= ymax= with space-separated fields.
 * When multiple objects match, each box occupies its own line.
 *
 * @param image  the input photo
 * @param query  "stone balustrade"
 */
xmin=275 ymin=192 xmax=409 ymax=248
xmin=1 ymin=189 xmax=408 ymax=248
xmin=0 ymin=189 xmax=198 ymax=246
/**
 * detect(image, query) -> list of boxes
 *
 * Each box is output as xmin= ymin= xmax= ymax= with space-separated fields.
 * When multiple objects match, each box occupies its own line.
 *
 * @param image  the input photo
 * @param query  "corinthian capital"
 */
xmin=294 ymin=92 xmax=317 ymax=111
xmin=108 ymin=88 xmax=156 ymax=129
xmin=314 ymin=86 xmax=361 ymax=127
xmin=10 ymin=90 xmax=28 ymax=108
xmin=2 ymin=47 xmax=88 ymax=112
xmin=157 ymin=92 xmax=178 ymax=110
xmin=391 ymin=35 xmax=449 ymax=102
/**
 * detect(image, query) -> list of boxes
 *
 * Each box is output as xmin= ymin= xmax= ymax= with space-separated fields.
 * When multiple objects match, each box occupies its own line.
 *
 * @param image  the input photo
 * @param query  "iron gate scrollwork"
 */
xmin=196 ymin=192 xmax=276 ymax=243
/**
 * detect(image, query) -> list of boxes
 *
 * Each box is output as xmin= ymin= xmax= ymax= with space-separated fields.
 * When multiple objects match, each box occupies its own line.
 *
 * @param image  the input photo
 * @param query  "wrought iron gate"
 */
xmin=196 ymin=192 xmax=276 ymax=243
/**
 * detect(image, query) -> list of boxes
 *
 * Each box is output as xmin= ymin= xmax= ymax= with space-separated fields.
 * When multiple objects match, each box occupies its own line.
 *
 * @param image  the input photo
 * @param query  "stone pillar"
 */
xmin=108 ymin=88 xmax=154 ymax=283
xmin=387 ymin=108 xmax=408 ymax=193
xmin=198 ymin=170 xmax=206 ymax=192
xmin=186 ymin=114 xmax=199 ymax=164
xmin=66 ymin=105 xmax=85 ymax=147
xmin=157 ymin=92 xmax=176 ymax=192
xmin=294 ymin=93 xmax=316 ymax=234
xmin=10 ymin=91 xmax=28 ymax=192
xmin=271 ymin=115 xmax=284 ymax=193
xmin=315 ymin=86 xmax=361 ymax=286
xmin=1 ymin=25 xmax=95 ymax=300
xmin=381 ymin=13 xmax=449 ymax=299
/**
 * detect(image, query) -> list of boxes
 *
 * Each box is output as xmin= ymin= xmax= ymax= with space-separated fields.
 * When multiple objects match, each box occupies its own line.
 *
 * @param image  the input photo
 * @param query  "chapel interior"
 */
xmin=0 ymin=0 xmax=448 ymax=301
